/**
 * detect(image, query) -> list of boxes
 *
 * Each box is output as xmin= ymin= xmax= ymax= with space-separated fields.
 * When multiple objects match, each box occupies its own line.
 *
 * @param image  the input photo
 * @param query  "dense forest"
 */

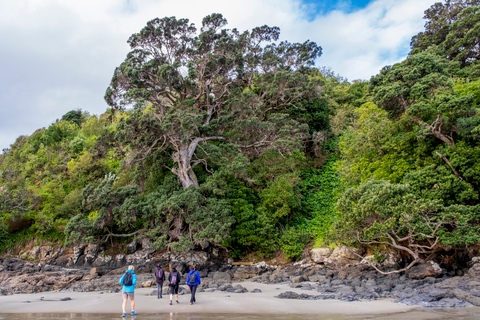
xmin=1 ymin=0 xmax=480 ymax=269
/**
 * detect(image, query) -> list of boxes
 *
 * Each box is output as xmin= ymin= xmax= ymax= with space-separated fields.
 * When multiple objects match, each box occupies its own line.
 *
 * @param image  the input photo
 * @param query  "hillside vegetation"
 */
xmin=1 ymin=1 xmax=480 ymax=268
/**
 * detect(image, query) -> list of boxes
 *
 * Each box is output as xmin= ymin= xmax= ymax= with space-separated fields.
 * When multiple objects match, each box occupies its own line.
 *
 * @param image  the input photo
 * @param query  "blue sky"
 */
xmin=0 ymin=0 xmax=438 ymax=151
xmin=302 ymin=0 xmax=374 ymax=18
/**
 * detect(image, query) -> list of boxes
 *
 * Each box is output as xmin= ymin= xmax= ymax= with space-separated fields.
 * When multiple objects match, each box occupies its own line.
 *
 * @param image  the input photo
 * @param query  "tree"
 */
xmin=370 ymin=52 xmax=476 ymax=148
xmin=105 ymin=14 xmax=322 ymax=188
xmin=410 ymin=0 xmax=480 ymax=53
xmin=335 ymin=180 xmax=447 ymax=273
xmin=61 ymin=110 xmax=83 ymax=128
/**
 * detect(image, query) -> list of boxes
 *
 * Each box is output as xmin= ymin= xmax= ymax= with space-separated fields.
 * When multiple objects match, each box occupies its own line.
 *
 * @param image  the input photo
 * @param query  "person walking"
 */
xmin=119 ymin=265 xmax=137 ymax=317
xmin=186 ymin=265 xmax=201 ymax=305
xmin=154 ymin=264 xmax=165 ymax=299
xmin=168 ymin=265 xmax=181 ymax=305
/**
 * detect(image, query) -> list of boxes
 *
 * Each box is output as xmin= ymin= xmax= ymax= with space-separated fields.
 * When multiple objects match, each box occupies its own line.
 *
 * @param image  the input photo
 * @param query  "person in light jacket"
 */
xmin=186 ymin=265 xmax=201 ymax=305
xmin=119 ymin=265 xmax=137 ymax=316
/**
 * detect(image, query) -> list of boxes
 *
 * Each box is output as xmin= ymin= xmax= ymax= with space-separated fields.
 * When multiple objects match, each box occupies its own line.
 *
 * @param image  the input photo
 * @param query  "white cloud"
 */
xmin=0 ymin=0 xmax=437 ymax=150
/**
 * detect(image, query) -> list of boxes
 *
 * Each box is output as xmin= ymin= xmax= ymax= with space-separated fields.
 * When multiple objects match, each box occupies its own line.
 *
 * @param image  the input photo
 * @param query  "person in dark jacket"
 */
xmin=186 ymin=265 xmax=201 ymax=305
xmin=154 ymin=264 xmax=165 ymax=299
xmin=168 ymin=265 xmax=181 ymax=305
xmin=119 ymin=265 xmax=137 ymax=316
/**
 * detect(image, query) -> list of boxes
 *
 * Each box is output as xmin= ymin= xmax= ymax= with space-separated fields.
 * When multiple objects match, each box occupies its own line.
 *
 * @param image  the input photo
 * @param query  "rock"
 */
xmin=310 ymin=248 xmax=332 ymax=263
xmin=60 ymin=297 xmax=72 ymax=301
xmin=92 ymin=254 xmax=113 ymax=267
xmin=212 ymin=272 xmax=232 ymax=281
xmin=232 ymin=265 xmax=270 ymax=281
xmin=84 ymin=244 xmax=99 ymax=265
xmin=290 ymin=276 xmax=304 ymax=283
xmin=407 ymin=261 xmax=443 ymax=279
xmin=73 ymin=245 xmax=85 ymax=264
xmin=141 ymin=280 xmax=153 ymax=287
xmin=127 ymin=240 xmax=137 ymax=254
xmin=89 ymin=268 xmax=99 ymax=277
xmin=467 ymin=263 xmax=480 ymax=278
xmin=453 ymin=288 xmax=480 ymax=306
xmin=251 ymin=288 xmax=262 ymax=293
xmin=323 ymin=246 xmax=364 ymax=267
xmin=275 ymin=291 xmax=301 ymax=299
xmin=161 ymin=251 xmax=209 ymax=269
xmin=140 ymin=238 xmax=152 ymax=250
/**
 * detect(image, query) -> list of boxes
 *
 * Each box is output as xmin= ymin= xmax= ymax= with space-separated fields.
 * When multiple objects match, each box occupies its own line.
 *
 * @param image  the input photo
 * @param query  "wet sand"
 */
xmin=0 ymin=281 xmax=478 ymax=318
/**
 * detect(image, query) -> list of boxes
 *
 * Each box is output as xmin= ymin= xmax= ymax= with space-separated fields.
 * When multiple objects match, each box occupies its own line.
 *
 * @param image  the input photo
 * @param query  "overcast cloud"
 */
xmin=0 ymin=0 xmax=438 ymax=151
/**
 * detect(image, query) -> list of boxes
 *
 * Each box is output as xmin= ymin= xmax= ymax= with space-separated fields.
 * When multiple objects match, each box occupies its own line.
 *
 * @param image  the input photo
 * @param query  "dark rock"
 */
xmin=339 ymin=294 xmax=360 ymax=302
xmin=407 ymin=261 xmax=443 ymax=279
xmin=251 ymin=288 xmax=262 ymax=293
xmin=423 ymin=298 xmax=470 ymax=308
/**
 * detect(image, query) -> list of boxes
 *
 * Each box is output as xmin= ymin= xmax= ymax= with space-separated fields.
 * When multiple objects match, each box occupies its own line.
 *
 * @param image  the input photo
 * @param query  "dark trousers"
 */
xmin=156 ymin=282 xmax=163 ymax=298
xmin=190 ymin=284 xmax=198 ymax=303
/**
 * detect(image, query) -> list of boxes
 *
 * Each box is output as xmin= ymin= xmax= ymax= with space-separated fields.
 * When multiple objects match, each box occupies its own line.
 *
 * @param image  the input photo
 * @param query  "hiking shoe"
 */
xmin=122 ymin=312 xmax=127 ymax=317
xmin=176 ymin=300 xmax=179 ymax=304
xmin=131 ymin=311 xmax=137 ymax=315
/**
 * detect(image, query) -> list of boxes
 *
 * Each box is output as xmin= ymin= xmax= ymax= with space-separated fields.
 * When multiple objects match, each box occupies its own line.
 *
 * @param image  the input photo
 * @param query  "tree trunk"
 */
xmin=172 ymin=143 xmax=199 ymax=188
xmin=170 ymin=136 xmax=225 ymax=188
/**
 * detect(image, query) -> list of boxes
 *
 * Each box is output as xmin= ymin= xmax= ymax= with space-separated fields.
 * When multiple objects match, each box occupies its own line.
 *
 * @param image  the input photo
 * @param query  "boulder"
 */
xmin=212 ymin=272 xmax=232 ymax=281
xmin=127 ymin=239 xmax=137 ymax=254
xmin=467 ymin=263 xmax=480 ymax=278
xmin=310 ymin=248 xmax=332 ymax=263
xmin=323 ymin=246 xmax=364 ymax=267
xmin=140 ymin=238 xmax=152 ymax=250
xmin=142 ymin=280 xmax=154 ymax=287
xmin=407 ymin=261 xmax=443 ymax=279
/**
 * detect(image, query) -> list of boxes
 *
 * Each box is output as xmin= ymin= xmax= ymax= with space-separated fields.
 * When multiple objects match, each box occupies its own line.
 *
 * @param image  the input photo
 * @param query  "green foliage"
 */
xmin=62 ymin=110 xmax=83 ymax=127
xmin=279 ymin=226 xmax=311 ymax=260
xmin=299 ymin=156 xmax=339 ymax=241
xmin=405 ymin=164 xmax=478 ymax=205
xmin=335 ymin=180 xmax=444 ymax=246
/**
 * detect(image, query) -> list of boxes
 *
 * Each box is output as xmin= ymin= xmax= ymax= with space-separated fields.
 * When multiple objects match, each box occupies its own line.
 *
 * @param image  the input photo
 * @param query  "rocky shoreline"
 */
xmin=2 ymin=244 xmax=480 ymax=309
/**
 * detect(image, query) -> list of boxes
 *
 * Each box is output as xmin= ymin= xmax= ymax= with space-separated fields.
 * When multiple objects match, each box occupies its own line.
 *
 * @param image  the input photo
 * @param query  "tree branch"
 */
xmin=102 ymin=229 xmax=147 ymax=243
xmin=435 ymin=151 xmax=464 ymax=180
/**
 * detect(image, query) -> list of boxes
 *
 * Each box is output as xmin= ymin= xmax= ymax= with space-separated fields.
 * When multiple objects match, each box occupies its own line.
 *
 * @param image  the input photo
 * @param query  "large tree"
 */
xmin=105 ymin=14 xmax=322 ymax=188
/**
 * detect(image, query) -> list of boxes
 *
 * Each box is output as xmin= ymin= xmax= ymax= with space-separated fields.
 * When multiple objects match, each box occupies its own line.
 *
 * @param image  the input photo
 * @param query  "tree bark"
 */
xmin=171 ymin=136 xmax=225 ymax=188
xmin=411 ymin=115 xmax=455 ymax=146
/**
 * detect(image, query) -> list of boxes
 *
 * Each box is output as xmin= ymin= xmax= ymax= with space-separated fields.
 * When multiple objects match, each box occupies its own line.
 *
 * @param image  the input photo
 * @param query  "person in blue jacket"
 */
xmin=186 ymin=265 xmax=201 ymax=305
xmin=119 ymin=265 xmax=137 ymax=316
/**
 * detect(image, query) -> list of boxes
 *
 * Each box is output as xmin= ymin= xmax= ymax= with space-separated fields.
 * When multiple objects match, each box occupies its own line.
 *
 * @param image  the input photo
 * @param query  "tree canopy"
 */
xmin=105 ymin=13 xmax=322 ymax=188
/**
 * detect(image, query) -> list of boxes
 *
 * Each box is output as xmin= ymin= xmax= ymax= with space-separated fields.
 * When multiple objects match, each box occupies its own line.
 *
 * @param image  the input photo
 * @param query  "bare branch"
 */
xmin=102 ymin=229 xmax=147 ymax=243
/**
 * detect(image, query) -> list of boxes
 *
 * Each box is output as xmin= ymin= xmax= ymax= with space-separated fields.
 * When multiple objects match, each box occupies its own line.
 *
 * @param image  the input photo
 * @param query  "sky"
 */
xmin=0 ymin=0 xmax=439 ymax=151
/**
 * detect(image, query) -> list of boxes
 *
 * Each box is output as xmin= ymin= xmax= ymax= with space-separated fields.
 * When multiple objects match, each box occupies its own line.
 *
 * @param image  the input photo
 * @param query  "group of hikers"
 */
xmin=119 ymin=264 xmax=201 ymax=316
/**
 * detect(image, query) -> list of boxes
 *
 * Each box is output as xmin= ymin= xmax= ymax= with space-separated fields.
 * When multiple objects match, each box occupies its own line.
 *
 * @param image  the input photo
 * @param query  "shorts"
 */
xmin=170 ymin=285 xmax=179 ymax=295
xmin=122 ymin=292 xmax=134 ymax=299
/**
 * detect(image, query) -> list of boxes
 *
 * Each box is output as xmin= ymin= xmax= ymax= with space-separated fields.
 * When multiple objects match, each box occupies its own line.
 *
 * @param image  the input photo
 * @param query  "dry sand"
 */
xmin=0 ymin=281 xmax=418 ymax=315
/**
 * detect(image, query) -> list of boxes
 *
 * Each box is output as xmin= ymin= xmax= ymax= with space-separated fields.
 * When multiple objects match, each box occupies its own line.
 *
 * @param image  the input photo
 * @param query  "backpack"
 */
xmin=123 ymin=272 xmax=133 ymax=286
xmin=155 ymin=268 xmax=164 ymax=282
xmin=170 ymin=272 xmax=177 ymax=285
xmin=188 ymin=271 xmax=197 ymax=284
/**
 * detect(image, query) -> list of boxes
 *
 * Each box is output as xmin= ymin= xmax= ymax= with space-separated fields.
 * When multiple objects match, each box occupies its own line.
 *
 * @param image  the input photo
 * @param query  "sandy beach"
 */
xmin=0 ymin=281 xmax=419 ymax=314
xmin=2 ymin=281 xmax=480 ymax=319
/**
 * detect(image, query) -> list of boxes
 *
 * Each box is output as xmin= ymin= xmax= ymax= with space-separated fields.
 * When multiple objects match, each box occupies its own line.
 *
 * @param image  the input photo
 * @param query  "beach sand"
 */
xmin=0 ymin=281 xmax=419 ymax=315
